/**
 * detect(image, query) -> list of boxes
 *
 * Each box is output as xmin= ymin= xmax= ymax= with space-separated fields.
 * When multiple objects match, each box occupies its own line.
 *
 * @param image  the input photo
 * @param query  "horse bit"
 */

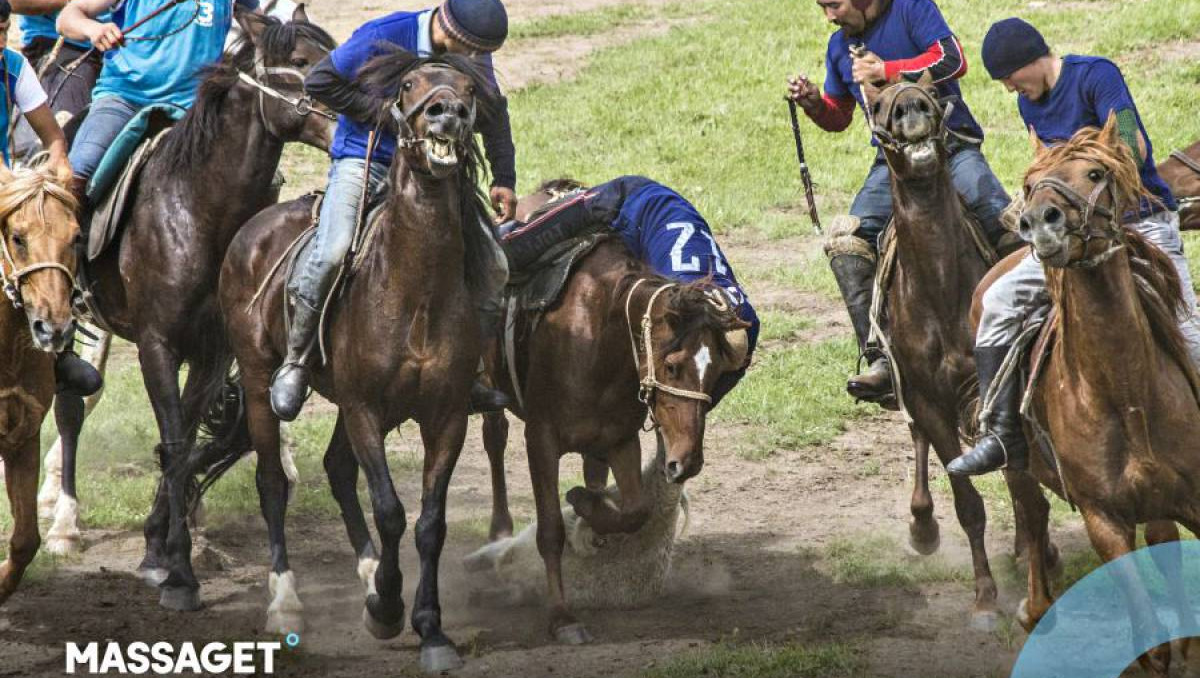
xmin=238 ymin=57 xmax=337 ymax=137
xmin=869 ymin=82 xmax=979 ymax=154
xmin=1027 ymin=170 xmax=1124 ymax=269
xmin=388 ymin=66 xmax=478 ymax=150
xmin=624 ymin=279 xmax=713 ymax=430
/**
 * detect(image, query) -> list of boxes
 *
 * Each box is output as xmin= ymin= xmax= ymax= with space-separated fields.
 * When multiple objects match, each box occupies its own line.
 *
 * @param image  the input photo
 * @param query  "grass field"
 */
xmin=2 ymin=0 xmax=1198 ymax=673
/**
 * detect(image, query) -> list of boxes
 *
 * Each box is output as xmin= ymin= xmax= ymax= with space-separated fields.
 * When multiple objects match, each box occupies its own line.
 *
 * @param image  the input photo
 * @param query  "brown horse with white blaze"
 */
xmin=988 ymin=117 xmax=1200 ymax=677
xmin=0 ymin=163 xmax=79 ymax=605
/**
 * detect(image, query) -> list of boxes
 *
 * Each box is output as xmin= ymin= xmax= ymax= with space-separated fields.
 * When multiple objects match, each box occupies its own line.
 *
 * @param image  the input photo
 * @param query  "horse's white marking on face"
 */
xmin=694 ymin=344 xmax=712 ymax=382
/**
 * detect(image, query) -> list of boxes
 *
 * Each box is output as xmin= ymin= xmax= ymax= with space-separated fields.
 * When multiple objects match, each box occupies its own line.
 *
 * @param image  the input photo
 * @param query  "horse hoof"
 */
xmin=44 ymin=535 xmax=82 ymax=556
xmin=265 ymin=611 xmax=304 ymax=636
xmin=159 ymin=586 xmax=202 ymax=612
xmin=554 ymin=623 xmax=593 ymax=645
xmin=137 ymin=567 xmax=169 ymax=587
xmin=907 ymin=521 xmax=941 ymax=556
xmin=420 ymin=644 xmax=464 ymax=674
xmin=969 ymin=609 xmax=1000 ymax=632
xmin=362 ymin=606 xmax=404 ymax=640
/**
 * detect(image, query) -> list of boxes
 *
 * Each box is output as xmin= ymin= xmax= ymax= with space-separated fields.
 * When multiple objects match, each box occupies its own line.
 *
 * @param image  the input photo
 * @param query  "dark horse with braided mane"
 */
xmin=217 ymin=52 xmax=497 ymax=672
xmin=860 ymin=73 xmax=1056 ymax=627
xmin=50 ymin=9 xmax=336 ymax=611
xmin=1159 ymin=138 xmax=1200 ymax=230
xmin=977 ymin=117 xmax=1200 ymax=677
xmin=472 ymin=181 xmax=750 ymax=642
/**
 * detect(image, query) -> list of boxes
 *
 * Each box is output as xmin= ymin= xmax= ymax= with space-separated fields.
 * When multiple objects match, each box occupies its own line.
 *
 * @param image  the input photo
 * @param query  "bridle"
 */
xmin=868 ymin=82 xmax=979 ymax=155
xmin=624 ymin=279 xmax=713 ymax=430
xmin=0 ymin=187 xmax=78 ymax=311
xmin=1026 ymin=170 xmax=1125 ymax=269
xmin=238 ymin=56 xmax=336 ymax=139
xmin=387 ymin=64 xmax=478 ymax=150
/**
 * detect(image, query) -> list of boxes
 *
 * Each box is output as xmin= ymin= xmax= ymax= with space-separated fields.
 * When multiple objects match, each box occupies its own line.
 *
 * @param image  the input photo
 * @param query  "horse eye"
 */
xmin=1087 ymin=169 xmax=1104 ymax=182
xmin=12 ymin=233 xmax=25 ymax=249
xmin=402 ymin=81 xmax=413 ymax=91
xmin=290 ymin=57 xmax=308 ymax=68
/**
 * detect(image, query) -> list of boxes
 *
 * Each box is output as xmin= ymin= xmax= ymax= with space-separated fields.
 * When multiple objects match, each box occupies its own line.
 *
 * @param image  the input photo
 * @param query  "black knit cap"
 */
xmin=438 ymin=0 xmax=509 ymax=53
xmin=982 ymin=17 xmax=1051 ymax=79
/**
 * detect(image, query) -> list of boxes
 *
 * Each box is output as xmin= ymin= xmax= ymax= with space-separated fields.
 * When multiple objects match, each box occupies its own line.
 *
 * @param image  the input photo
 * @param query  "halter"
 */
xmin=624 ymin=279 xmax=712 ymax=430
xmin=869 ymin=82 xmax=979 ymax=155
xmin=239 ymin=57 xmax=336 ymax=139
xmin=0 ymin=190 xmax=78 ymax=311
xmin=1027 ymin=171 xmax=1124 ymax=269
xmin=388 ymin=64 xmax=477 ymax=150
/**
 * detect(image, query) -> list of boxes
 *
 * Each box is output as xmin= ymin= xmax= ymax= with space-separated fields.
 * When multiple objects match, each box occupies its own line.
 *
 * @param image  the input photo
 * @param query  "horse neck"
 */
xmin=889 ymin=158 xmax=981 ymax=302
xmin=377 ymin=159 xmax=466 ymax=286
xmin=1052 ymin=253 xmax=1156 ymax=403
xmin=0 ymin=302 xmax=37 ymax=382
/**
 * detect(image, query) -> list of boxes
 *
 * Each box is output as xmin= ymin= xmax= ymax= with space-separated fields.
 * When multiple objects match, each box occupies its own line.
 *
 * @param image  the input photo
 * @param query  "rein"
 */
xmin=238 ymin=58 xmax=336 ymax=138
xmin=0 ymin=187 xmax=78 ymax=310
xmin=1028 ymin=172 xmax=1125 ymax=269
xmin=624 ymin=279 xmax=712 ymax=430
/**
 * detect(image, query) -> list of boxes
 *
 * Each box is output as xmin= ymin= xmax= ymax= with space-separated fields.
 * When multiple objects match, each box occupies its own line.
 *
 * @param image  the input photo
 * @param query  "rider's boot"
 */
xmin=946 ymin=345 xmax=1029 ymax=476
xmin=270 ymin=296 xmax=320 ymax=421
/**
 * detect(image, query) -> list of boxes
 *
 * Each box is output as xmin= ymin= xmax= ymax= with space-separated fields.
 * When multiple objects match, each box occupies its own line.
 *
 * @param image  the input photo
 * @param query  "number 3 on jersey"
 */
xmin=666 ymin=222 xmax=728 ymax=276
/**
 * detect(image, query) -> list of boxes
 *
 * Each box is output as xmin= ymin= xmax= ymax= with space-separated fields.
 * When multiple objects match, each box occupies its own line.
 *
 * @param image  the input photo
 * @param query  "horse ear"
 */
xmin=1098 ymin=111 xmax=1121 ymax=148
xmin=235 ymin=7 xmax=268 ymax=45
xmin=1028 ymin=125 xmax=1047 ymax=157
xmin=292 ymin=3 xmax=310 ymax=23
xmin=916 ymin=69 xmax=935 ymax=90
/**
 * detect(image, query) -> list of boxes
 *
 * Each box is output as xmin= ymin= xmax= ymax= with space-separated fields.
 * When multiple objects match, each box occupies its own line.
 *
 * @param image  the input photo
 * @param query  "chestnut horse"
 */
xmin=218 ymin=53 xmax=496 ymax=672
xmin=986 ymin=118 xmax=1200 ymax=677
xmin=1159 ymin=139 xmax=1199 ymax=230
xmin=0 ymin=163 xmax=79 ymax=605
xmin=477 ymin=185 xmax=749 ymax=641
xmin=34 ymin=10 xmax=336 ymax=611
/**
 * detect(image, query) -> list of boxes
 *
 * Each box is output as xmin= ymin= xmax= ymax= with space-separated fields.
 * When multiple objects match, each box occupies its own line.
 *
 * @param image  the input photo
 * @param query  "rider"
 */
xmin=947 ymin=18 xmax=1200 ymax=476
xmin=57 ymin=0 xmax=261 ymax=207
xmin=10 ymin=0 xmax=106 ymax=158
xmin=786 ymin=0 xmax=1012 ymax=407
xmin=270 ymin=0 xmax=518 ymax=421
xmin=1 ymin=0 xmax=101 ymax=396
xmin=501 ymin=176 xmax=759 ymax=406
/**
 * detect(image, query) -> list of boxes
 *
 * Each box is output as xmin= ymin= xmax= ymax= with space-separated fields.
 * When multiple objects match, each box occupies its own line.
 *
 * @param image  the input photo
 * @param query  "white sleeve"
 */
xmin=13 ymin=63 xmax=49 ymax=114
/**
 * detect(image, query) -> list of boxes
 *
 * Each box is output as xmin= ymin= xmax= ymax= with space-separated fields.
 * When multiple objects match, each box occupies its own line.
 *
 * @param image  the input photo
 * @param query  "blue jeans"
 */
xmin=850 ymin=144 xmax=1012 ymax=250
xmin=290 ymin=157 xmax=389 ymax=309
xmin=69 ymin=95 xmax=142 ymax=181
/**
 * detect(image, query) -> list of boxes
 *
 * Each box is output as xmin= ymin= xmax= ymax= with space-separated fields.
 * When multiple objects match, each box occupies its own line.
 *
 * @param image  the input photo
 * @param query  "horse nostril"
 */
xmin=425 ymin=102 xmax=445 ymax=118
xmin=455 ymin=102 xmax=469 ymax=119
xmin=1043 ymin=205 xmax=1063 ymax=224
xmin=32 ymin=319 xmax=48 ymax=338
xmin=1019 ymin=214 xmax=1034 ymax=237
xmin=665 ymin=460 xmax=682 ymax=480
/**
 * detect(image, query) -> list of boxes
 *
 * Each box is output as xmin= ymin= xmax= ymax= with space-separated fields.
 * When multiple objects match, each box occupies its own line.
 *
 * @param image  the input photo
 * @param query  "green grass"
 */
xmin=508 ymin=3 xmax=663 ymax=41
xmin=822 ymin=535 xmax=971 ymax=588
xmin=715 ymin=337 xmax=872 ymax=459
xmin=755 ymin=309 xmax=815 ymax=343
xmin=641 ymin=641 xmax=861 ymax=678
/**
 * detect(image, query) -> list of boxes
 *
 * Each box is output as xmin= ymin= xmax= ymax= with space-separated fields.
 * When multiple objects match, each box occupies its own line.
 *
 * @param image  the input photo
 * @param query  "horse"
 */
xmin=0 ymin=162 xmax=80 ymax=605
xmin=986 ymin=117 xmax=1200 ymax=677
xmin=859 ymin=73 xmax=1052 ymax=627
xmin=472 ymin=181 xmax=749 ymax=642
xmin=36 ymin=9 xmax=337 ymax=610
xmin=216 ymin=52 xmax=498 ymax=673
xmin=1158 ymin=139 xmax=1199 ymax=230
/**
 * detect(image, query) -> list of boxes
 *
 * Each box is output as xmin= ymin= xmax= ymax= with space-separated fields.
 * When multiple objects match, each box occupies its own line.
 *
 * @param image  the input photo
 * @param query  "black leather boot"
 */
xmin=55 ymin=345 xmax=103 ymax=397
xmin=830 ymin=254 xmax=894 ymax=404
xmin=270 ymin=298 xmax=320 ymax=421
xmin=947 ymin=345 xmax=1029 ymax=475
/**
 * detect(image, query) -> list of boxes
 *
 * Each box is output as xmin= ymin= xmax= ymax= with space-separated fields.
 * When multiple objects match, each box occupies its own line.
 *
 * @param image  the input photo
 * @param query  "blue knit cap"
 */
xmin=438 ymin=0 xmax=509 ymax=53
xmin=982 ymin=18 xmax=1050 ymax=79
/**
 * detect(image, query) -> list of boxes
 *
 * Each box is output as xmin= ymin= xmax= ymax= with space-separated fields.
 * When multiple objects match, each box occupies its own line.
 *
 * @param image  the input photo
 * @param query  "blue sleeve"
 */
xmin=473 ymin=52 xmax=502 ymax=93
xmin=330 ymin=24 xmax=381 ymax=78
xmin=824 ymin=38 xmax=850 ymax=99
xmin=234 ymin=0 xmax=260 ymax=11
xmin=1084 ymin=59 xmax=1136 ymax=122
xmin=904 ymin=0 xmax=954 ymax=50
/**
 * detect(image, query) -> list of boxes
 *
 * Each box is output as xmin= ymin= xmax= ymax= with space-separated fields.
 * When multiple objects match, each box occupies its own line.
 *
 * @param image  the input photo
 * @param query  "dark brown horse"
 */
xmin=860 ymin=73 xmax=1033 ymax=627
xmin=55 ymin=9 xmax=336 ymax=611
xmin=217 ymin=52 xmax=495 ymax=672
xmin=986 ymin=118 xmax=1200 ymax=676
xmin=1159 ymin=139 xmax=1199 ymax=230
xmin=0 ymin=163 xmax=79 ymax=605
xmin=476 ymin=183 xmax=750 ymax=642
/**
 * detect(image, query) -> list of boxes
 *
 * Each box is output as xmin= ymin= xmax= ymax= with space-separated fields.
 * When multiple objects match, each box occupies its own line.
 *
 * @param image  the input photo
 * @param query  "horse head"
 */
xmin=635 ymin=280 xmax=750 ymax=483
xmin=861 ymin=71 xmax=950 ymax=178
xmin=0 ymin=163 xmax=80 ymax=353
xmin=232 ymin=6 xmax=339 ymax=150
xmin=516 ymin=178 xmax=588 ymax=221
xmin=1019 ymin=114 xmax=1145 ymax=268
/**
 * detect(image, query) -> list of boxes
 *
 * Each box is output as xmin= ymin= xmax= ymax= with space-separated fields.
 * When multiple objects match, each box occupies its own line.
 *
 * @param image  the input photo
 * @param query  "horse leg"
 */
xmin=927 ymin=420 xmax=999 ymax=629
xmin=908 ymin=426 xmax=940 ymax=555
xmin=321 ymin=413 xmax=379 ymax=592
xmin=411 ymin=414 xmax=470 ymax=673
xmin=526 ymin=421 xmax=588 ymax=644
xmin=136 ymin=340 xmax=200 ymax=611
xmin=583 ymin=456 xmax=609 ymax=492
xmin=1145 ymin=520 xmax=1195 ymax=664
xmin=0 ymin=439 xmax=41 ymax=606
xmin=1082 ymin=510 xmax=1170 ymax=676
xmin=342 ymin=406 xmax=407 ymax=640
xmin=566 ymin=436 xmax=648 ymax=536
xmin=1003 ymin=469 xmax=1054 ymax=633
xmin=44 ymin=394 xmax=84 ymax=555
xmin=481 ymin=412 xmax=513 ymax=541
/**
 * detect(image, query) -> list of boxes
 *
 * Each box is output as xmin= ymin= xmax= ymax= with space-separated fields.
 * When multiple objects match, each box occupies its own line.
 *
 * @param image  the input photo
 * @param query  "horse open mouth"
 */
xmin=426 ymin=135 xmax=459 ymax=167
xmin=904 ymin=139 xmax=938 ymax=166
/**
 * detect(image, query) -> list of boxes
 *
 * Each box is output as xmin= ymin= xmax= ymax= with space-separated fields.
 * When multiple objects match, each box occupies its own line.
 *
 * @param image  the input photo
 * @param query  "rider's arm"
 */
xmin=304 ymin=55 xmax=388 ymax=127
xmin=10 ymin=0 xmax=70 ymax=14
xmin=57 ymin=0 xmax=119 ymax=46
xmin=473 ymin=54 xmax=515 ymax=190
xmin=883 ymin=36 xmax=966 ymax=84
xmin=12 ymin=64 xmax=69 ymax=175
xmin=1087 ymin=60 xmax=1149 ymax=168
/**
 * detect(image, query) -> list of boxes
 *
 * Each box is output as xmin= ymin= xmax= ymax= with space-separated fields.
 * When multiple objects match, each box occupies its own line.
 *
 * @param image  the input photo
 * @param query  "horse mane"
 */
xmin=157 ymin=16 xmax=337 ymax=174
xmin=0 ymin=163 xmax=77 ymax=228
xmin=1029 ymin=125 xmax=1200 ymax=397
xmin=536 ymin=178 xmax=588 ymax=195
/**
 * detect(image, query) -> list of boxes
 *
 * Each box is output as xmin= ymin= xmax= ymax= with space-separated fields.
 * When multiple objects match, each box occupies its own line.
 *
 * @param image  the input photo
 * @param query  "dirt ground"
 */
xmin=0 ymin=2 xmax=1076 ymax=677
